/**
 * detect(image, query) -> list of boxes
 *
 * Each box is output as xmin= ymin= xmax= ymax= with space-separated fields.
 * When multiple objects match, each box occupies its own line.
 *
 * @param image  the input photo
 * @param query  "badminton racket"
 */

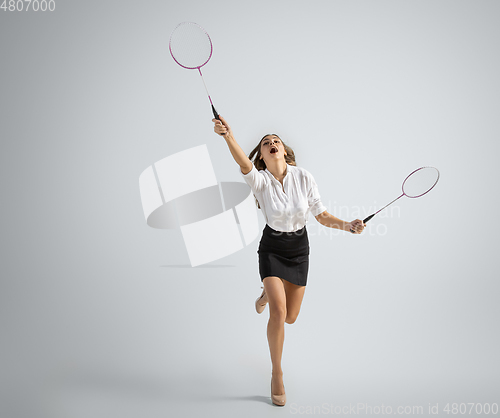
xmin=169 ymin=22 xmax=220 ymax=120
xmin=356 ymin=166 xmax=440 ymax=231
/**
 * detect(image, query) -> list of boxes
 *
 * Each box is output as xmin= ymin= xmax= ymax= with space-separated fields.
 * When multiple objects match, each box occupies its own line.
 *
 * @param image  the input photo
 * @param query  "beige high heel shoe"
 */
xmin=271 ymin=375 xmax=286 ymax=406
xmin=255 ymin=286 xmax=268 ymax=314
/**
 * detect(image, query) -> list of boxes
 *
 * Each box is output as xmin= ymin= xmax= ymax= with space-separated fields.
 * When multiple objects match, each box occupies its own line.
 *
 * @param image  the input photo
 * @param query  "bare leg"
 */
xmin=262 ymin=276 xmax=287 ymax=395
xmin=283 ymin=279 xmax=306 ymax=324
xmin=262 ymin=276 xmax=307 ymax=397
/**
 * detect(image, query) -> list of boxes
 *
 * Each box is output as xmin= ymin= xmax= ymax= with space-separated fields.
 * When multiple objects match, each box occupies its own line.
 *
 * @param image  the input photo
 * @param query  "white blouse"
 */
xmin=240 ymin=164 xmax=327 ymax=232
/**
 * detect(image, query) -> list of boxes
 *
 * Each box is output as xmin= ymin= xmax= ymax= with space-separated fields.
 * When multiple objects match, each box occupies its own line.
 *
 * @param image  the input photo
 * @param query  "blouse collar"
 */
xmin=265 ymin=163 xmax=291 ymax=183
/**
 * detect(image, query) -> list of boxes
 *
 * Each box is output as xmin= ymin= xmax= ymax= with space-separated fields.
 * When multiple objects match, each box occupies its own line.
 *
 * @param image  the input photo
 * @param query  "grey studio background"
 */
xmin=1 ymin=1 xmax=499 ymax=417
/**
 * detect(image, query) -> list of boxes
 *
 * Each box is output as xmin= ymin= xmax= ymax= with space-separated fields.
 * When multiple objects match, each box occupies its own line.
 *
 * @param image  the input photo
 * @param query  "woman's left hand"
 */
xmin=348 ymin=219 xmax=365 ymax=234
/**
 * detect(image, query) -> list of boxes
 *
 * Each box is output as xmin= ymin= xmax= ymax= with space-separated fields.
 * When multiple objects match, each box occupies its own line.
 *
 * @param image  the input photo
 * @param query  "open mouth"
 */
xmin=270 ymin=147 xmax=278 ymax=154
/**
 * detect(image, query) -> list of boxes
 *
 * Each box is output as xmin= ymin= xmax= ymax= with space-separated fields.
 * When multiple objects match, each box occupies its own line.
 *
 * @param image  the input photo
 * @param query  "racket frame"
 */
xmin=361 ymin=166 xmax=440 ymax=225
xmin=169 ymin=22 xmax=219 ymax=120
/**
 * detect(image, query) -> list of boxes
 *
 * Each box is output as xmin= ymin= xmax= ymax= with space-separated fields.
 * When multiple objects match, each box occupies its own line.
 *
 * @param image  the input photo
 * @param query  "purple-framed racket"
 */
xmin=361 ymin=166 xmax=440 ymax=227
xmin=169 ymin=22 xmax=220 ymax=120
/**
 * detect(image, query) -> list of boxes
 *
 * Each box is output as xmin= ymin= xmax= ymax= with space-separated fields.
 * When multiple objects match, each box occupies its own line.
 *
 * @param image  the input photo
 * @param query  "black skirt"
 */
xmin=258 ymin=224 xmax=310 ymax=287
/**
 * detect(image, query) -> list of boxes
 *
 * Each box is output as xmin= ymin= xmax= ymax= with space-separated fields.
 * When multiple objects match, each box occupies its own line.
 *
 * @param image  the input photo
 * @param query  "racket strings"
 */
xmin=170 ymin=22 xmax=212 ymax=69
xmin=403 ymin=167 xmax=440 ymax=198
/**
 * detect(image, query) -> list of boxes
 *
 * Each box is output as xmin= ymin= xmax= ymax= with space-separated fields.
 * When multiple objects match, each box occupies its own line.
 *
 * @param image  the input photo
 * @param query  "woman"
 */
xmin=213 ymin=116 xmax=365 ymax=406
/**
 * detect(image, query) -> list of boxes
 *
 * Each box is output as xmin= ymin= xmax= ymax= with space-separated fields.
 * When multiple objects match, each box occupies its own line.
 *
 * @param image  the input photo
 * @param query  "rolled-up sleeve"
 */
xmin=307 ymin=174 xmax=327 ymax=216
xmin=240 ymin=165 xmax=265 ymax=193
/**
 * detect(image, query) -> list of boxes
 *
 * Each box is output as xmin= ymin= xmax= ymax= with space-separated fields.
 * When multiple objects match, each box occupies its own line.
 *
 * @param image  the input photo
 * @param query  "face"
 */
xmin=259 ymin=135 xmax=287 ymax=162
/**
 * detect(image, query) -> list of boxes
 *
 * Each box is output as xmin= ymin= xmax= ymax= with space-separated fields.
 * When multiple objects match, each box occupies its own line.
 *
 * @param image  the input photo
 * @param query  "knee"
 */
xmin=285 ymin=314 xmax=297 ymax=324
xmin=269 ymin=305 xmax=287 ymax=323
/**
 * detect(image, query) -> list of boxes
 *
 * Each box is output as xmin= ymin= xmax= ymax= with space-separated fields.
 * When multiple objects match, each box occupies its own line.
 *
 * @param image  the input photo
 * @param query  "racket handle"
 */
xmin=351 ymin=215 xmax=373 ymax=233
xmin=212 ymin=105 xmax=220 ymax=121
xmin=363 ymin=214 xmax=375 ymax=223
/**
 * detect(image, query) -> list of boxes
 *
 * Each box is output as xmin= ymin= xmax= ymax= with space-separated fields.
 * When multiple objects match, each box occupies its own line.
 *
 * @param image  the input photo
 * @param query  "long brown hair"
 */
xmin=248 ymin=134 xmax=296 ymax=208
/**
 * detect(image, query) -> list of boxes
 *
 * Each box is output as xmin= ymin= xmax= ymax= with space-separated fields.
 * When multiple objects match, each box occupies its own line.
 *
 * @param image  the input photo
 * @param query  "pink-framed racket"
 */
xmin=362 ymin=166 xmax=440 ymax=225
xmin=169 ymin=22 xmax=220 ymax=120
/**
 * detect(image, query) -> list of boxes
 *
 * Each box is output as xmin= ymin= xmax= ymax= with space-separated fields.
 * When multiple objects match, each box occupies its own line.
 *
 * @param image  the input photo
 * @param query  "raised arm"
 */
xmin=213 ymin=116 xmax=253 ymax=175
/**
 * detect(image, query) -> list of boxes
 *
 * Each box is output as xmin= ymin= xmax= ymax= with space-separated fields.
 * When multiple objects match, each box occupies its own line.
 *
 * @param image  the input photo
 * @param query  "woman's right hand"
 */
xmin=212 ymin=115 xmax=252 ymax=172
xmin=213 ymin=115 xmax=232 ymax=139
